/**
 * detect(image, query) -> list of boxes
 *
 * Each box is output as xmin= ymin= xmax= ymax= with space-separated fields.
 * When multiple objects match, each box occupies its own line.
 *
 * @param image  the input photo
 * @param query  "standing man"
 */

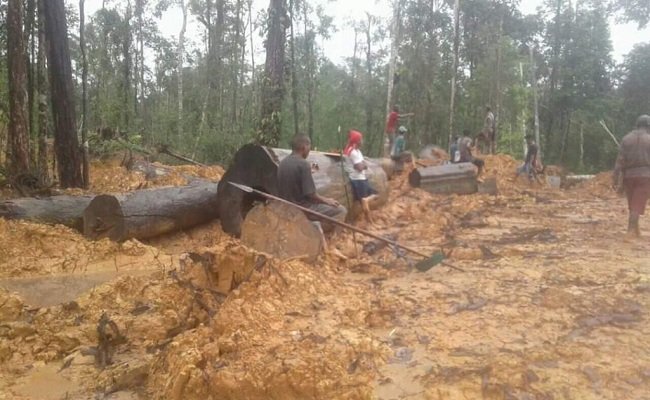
xmin=515 ymin=134 xmax=540 ymax=183
xmin=277 ymin=134 xmax=347 ymax=245
xmin=613 ymin=115 xmax=650 ymax=238
xmin=458 ymin=132 xmax=485 ymax=180
xmin=479 ymin=106 xmax=496 ymax=154
xmin=385 ymin=105 xmax=414 ymax=155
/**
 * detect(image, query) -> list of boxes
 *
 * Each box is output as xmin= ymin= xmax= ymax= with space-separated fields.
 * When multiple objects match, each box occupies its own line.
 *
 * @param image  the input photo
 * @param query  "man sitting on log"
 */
xmin=277 ymin=134 xmax=348 ymax=243
xmin=458 ymin=131 xmax=485 ymax=181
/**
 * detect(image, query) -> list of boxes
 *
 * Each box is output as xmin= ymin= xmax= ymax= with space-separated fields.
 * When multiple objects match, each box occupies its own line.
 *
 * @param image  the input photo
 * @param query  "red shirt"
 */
xmin=386 ymin=111 xmax=399 ymax=133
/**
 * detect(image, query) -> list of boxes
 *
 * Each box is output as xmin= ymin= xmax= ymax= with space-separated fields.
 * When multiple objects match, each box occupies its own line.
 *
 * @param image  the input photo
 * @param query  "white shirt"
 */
xmin=347 ymin=149 xmax=367 ymax=180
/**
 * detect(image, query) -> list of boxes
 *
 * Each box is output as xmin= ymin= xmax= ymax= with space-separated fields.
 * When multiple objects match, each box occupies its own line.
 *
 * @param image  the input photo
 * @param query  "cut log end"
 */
xmin=241 ymin=201 xmax=323 ymax=263
xmin=83 ymin=194 xmax=125 ymax=241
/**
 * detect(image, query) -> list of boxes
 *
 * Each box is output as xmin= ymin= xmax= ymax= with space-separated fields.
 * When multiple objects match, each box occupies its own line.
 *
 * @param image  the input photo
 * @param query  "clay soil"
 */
xmin=1 ymin=155 xmax=649 ymax=400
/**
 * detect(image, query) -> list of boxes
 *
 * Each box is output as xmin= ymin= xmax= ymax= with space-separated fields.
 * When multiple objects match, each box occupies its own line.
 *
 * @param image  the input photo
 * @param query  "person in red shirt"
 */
xmin=385 ymin=105 xmax=414 ymax=154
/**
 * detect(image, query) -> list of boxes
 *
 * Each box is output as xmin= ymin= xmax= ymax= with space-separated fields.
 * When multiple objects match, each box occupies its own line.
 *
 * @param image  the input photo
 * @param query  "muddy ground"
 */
xmin=0 ymin=155 xmax=648 ymax=399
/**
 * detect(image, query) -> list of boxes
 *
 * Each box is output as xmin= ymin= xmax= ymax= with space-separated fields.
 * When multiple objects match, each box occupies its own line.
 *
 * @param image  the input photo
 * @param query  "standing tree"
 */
xmin=257 ymin=0 xmax=288 ymax=146
xmin=7 ymin=0 xmax=31 ymax=176
xmin=177 ymin=0 xmax=187 ymax=139
xmin=41 ymin=0 xmax=83 ymax=188
xmin=80 ymin=0 xmax=90 ymax=188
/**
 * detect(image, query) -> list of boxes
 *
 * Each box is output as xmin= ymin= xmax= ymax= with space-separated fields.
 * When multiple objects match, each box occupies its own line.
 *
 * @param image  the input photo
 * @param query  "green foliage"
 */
xmin=2 ymin=0 xmax=649 ymax=175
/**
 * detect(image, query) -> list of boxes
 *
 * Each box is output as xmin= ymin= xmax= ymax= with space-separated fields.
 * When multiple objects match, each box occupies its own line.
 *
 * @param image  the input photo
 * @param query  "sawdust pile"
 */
xmin=0 ymin=218 xmax=174 ymax=279
xmin=76 ymin=159 xmax=224 ymax=194
xmin=149 ymin=251 xmax=385 ymax=400
xmin=0 ymin=241 xmax=387 ymax=399
xmin=573 ymin=171 xmax=615 ymax=197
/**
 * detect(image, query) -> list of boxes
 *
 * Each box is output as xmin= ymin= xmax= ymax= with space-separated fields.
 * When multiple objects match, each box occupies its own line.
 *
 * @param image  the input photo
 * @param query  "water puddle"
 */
xmin=0 ymin=269 xmax=156 ymax=308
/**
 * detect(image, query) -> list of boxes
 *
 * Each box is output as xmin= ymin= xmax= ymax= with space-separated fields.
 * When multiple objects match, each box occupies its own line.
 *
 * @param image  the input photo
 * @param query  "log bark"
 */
xmin=409 ymin=162 xmax=477 ymax=195
xmin=83 ymin=182 xmax=219 ymax=241
xmin=0 ymin=195 xmax=94 ymax=230
xmin=217 ymin=144 xmax=389 ymax=236
xmin=241 ymin=201 xmax=322 ymax=263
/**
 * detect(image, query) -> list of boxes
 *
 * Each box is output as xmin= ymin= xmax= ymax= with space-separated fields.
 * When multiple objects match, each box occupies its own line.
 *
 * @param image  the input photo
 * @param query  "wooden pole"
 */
xmin=530 ymin=46 xmax=541 ymax=161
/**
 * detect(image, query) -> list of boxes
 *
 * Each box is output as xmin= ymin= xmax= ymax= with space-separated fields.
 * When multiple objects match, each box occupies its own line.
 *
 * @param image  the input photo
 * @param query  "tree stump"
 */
xmin=83 ymin=182 xmax=219 ymax=241
xmin=241 ymin=201 xmax=323 ymax=263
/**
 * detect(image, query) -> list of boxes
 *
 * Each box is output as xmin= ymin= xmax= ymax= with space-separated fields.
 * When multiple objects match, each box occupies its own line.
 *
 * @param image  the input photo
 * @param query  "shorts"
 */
xmin=305 ymin=202 xmax=348 ymax=233
xmin=350 ymin=179 xmax=377 ymax=201
xmin=624 ymin=177 xmax=650 ymax=215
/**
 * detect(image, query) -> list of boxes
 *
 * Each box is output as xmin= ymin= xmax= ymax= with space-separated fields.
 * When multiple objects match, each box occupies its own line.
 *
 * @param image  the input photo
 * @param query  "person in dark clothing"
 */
xmin=516 ymin=135 xmax=539 ymax=182
xmin=613 ymin=115 xmax=650 ymax=237
xmin=449 ymin=135 xmax=460 ymax=163
xmin=458 ymin=132 xmax=485 ymax=179
xmin=277 ymin=134 xmax=347 ymax=234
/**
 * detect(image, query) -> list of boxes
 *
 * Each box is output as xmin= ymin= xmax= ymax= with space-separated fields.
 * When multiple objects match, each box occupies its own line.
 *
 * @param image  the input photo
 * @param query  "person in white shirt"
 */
xmin=343 ymin=130 xmax=379 ymax=223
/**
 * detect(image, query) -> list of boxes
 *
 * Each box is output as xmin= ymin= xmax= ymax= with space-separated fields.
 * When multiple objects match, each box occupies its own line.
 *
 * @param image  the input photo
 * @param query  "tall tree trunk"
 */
xmin=289 ymin=0 xmax=299 ymax=136
xmin=37 ymin=6 xmax=49 ymax=185
xmin=215 ymin=0 xmax=225 ymax=132
xmin=136 ymin=0 xmax=146 ymax=124
xmin=7 ymin=0 xmax=31 ymax=176
xmin=41 ymin=0 xmax=83 ymax=188
xmin=25 ymin=0 xmax=37 ymax=147
xmin=385 ymin=2 xmax=402 ymax=156
xmin=256 ymin=0 xmax=287 ymax=147
xmin=303 ymin=4 xmax=314 ymax=141
xmin=122 ymin=1 xmax=133 ymax=131
xmin=232 ymin=0 xmax=243 ymax=128
xmin=493 ymin=15 xmax=503 ymax=155
xmin=79 ymin=0 xmax=90 ymax=188
xmin=364 ymin=13 xmax=373 ymax=145
xmin=448 ymin=0 xmax=460 ymax=148
xmin=529 ymin=46 xmax=541 ymax=163
xmin=177 ymin=0 xmax=187 ymax=139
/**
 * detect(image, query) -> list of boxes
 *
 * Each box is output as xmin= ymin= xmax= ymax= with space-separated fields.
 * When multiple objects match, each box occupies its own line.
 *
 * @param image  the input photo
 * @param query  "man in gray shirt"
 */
xmin=613 ymin=115 xmax=650 ymax=237
xmin=277 ymin=134 xmax=347 ymax=233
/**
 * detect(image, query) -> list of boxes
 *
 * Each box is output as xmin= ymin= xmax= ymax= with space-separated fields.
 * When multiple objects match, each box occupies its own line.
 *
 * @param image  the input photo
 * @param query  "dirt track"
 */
xmin=0 ymin=156 xmax=648 ymax=399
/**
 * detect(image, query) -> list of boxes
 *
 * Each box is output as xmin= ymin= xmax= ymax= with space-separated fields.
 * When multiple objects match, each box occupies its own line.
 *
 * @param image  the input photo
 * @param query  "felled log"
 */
xmin=241 ymin=201 xmax=323 ymax=263
xmin=409 ymin=162 xmax=478 ymax=195
xmin=217 ymin=144 xmax=389 ymax=236
xmin=83 ymin=182 xmax=219 ymax=241
xmin=0 ymin=195 xmax=94 ymax=230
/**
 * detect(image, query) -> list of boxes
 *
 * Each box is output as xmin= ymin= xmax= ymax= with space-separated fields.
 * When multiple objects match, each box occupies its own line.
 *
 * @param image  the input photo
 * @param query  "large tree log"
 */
xmin=409 ymin=162 xmax=478 ymax=195
xmin=241 ymin=201 xmax=323 ymax=263
xmin=217 ymin=144 xmax=389 ymax=236
xmin=0 ymin=195 xmax=94 ymax=230
xmin=83 ymin=182 xmax=219 ymax=241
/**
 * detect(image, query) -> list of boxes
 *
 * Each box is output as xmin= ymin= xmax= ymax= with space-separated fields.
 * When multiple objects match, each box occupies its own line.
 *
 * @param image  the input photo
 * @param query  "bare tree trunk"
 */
xmin=177 ymin=0 xmax=187 ymax=139
xmin=448 ymin=0 xmax=460 ymax=148
xmin=136 ymin=0 xmax=146 ymax=122
xmin=303 ymin=4 xmax=314 ymax=141
xmin=248 ymin=0 xmax=255 ymax=85
xmin=385 ymin=2 xmax=401 ymax=156
xmin=232 ymin=0 xmax=243 ymax=128
xmin=25 ymin=0 xmax=37 ymax=149
xmin=7 ymin=0 xmax=31 ymax=175
xmin=80 ymin=0 xmax=90 ymax=188
xmin=364 ymin=13 xmax=373 ymax=144
xmin=529 ymin=46 xmax=541 ymax=163
xmin=41 ymin=0 xmax=83 ymax=188
xmin=37 ymin=6 xmax=49 ymax=185
xmin=493 ymin=15 xmax=503 ymax=155
xmin=256 ymin=0 xmax=288 ymax=146
xmin=122 ymin=1 xmax=133 ymax=131
xmin=288 ymin=0 xmax=299 ymax=136
xmin=579 ymin=121 xmax=584 ymax=169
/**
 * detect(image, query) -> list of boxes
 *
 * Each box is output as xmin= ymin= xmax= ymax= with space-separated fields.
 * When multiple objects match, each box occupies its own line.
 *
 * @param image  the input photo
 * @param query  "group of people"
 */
xmin=276 ymin=106 xmax=650 ymax=250
xmin=276 ymin=130 xmax=380 ymax=251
